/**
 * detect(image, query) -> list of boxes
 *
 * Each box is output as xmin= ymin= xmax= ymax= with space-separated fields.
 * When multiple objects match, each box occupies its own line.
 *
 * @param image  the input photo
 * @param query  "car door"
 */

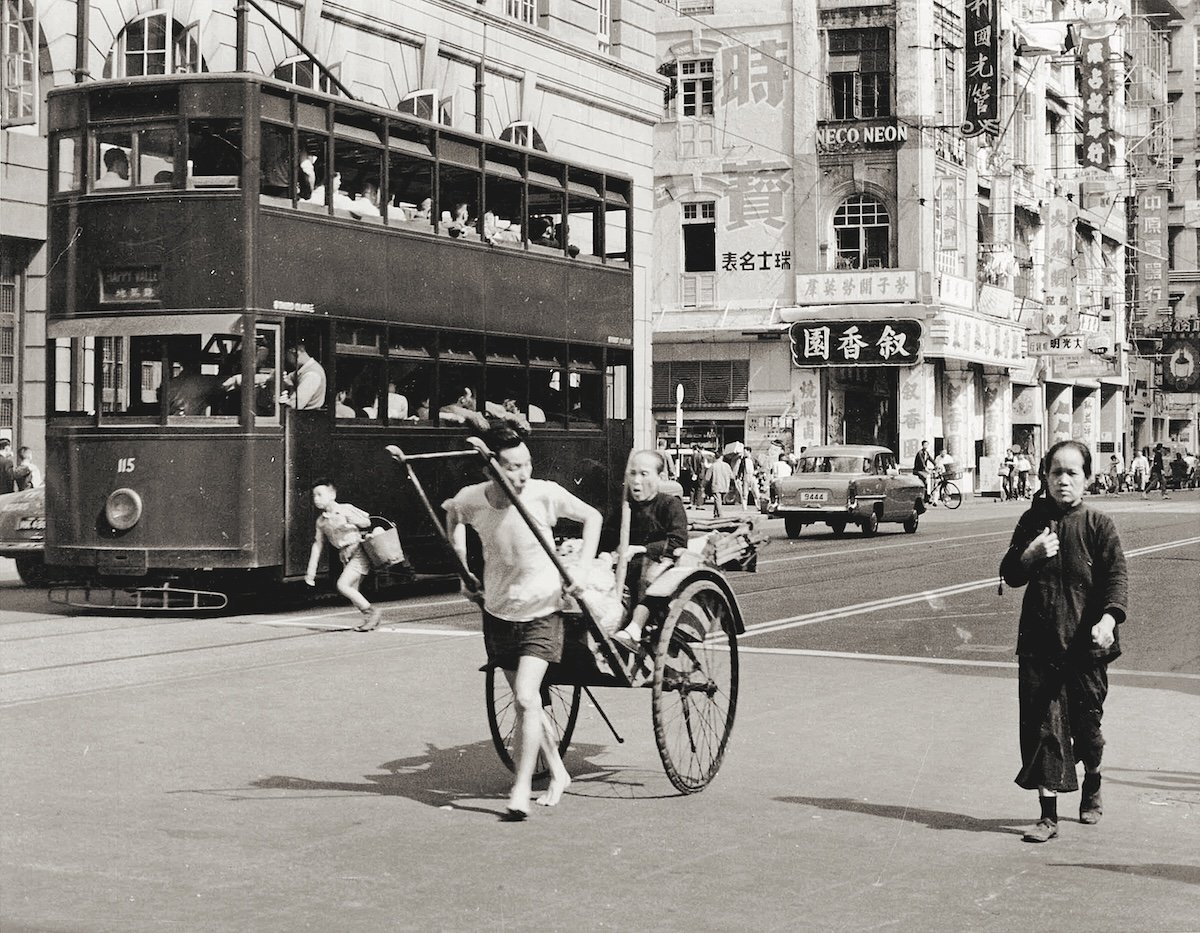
xmin=875 ymin=453 xmax=899 ymax=518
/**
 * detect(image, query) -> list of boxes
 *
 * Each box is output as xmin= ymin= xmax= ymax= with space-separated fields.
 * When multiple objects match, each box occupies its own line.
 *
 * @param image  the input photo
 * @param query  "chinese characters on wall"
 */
xmin=1136 ymin=188 xmax=1169 ymax=319
xmin=962 ymin=0 xmax=1000 ymax=137
xmin=722 ymin=251 xmax=792 ymax=271
xmin=788 ymin=319 xmax=923 ymax=368
xmin=794 ymin=270 xmax=919 ymax=304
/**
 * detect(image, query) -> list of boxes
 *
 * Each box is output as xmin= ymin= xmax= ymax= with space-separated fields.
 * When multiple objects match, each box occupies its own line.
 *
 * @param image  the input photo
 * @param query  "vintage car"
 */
xmin=764 ymin=444 xmax=925 ymax=538
xmin=0 ymin=486 xmax=48 ymax=585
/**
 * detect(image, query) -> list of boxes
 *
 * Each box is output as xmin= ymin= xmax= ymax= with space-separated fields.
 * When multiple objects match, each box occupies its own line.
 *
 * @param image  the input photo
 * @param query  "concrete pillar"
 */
xmin=1046 ymin=382 xmax=1073 ymax=443
xmin=980 ymin=372 xmax=1011 ymax=494
xmin=942 ymin=365 xmax=971 ymax=461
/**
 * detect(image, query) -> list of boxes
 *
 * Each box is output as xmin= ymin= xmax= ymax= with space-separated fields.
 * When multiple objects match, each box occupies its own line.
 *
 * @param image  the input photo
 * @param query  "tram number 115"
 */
xmin=116 ymin=457 xmax=137 ymax=474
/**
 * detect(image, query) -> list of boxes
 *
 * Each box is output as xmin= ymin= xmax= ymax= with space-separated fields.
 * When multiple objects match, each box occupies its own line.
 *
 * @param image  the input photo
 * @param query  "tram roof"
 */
xmin=48 ymin=72 xmax=635 ymax=188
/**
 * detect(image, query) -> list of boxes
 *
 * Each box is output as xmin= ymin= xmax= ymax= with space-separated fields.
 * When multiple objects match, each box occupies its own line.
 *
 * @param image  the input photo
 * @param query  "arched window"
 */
xmin=103 ymin=12 xmax=204 ymax=78
xmin=273 ymin=56 xmax=339 ymax=95
xmin=499 ymin=121 xmax=547 ymax=151
xmin=1 ymin=0 xmax=36 ymax=126
xmin=833 ymin=195 xmax=891 ymax=269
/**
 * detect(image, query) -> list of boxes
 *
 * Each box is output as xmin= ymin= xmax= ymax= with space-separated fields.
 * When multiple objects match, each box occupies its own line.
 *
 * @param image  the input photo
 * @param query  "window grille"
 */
xmin=827 ymin=29 xmax=891 ymax=120
xmin=833 ymin=195 xmax=891 ymax=269
xmin=680 ymin=59 xmax=714 ymax=117
xmin=1 ymin=0 xmax=36 ymax=126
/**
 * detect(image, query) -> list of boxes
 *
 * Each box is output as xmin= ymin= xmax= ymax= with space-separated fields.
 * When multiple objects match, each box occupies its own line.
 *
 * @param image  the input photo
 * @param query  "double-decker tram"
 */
xmin=44 ymin=72 xmax=635 ymax=607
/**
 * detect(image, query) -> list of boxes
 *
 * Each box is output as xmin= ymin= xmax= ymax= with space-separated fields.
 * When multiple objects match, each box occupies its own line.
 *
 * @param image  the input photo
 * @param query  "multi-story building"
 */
xmin=0 ymin=0 xmax=664 ymax=464
xmin=651 ymin=0 xmax=1185 ymax=490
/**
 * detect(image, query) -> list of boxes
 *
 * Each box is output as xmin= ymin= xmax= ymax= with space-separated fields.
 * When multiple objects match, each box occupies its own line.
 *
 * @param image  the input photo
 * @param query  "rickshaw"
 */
xmin=387 ymin=439 xmax=755 ymax=793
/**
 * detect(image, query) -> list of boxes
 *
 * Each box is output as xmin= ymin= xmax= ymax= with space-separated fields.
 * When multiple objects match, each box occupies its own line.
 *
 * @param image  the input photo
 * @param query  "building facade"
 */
xmin=651 ymin=0 xmax=1189 ymax=489
xmin=0 ymin=0 xmax=665 ymax=464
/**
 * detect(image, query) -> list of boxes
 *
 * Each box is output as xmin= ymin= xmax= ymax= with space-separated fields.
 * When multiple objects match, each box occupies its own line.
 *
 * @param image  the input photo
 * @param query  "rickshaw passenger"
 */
xmin=445 ymin=425 xmax=602 ymax=821
xmin=602 ymin=450 xmax=689 ymax=652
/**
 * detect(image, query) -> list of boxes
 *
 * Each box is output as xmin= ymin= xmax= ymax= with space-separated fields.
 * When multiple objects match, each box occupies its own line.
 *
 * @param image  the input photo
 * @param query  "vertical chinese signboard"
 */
xmin=1078 ymin=36 xmax=1115 ymax=171
xmin=962 ymin=0 xmax=999 ymax=137
xmin=1042 ymin=196 xmax=1077 ymax=337
xmin=1137 ymin=188 xmax=1169 ymax=322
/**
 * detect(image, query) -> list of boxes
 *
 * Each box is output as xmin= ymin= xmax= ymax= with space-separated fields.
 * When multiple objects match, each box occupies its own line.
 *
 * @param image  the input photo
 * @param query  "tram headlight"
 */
xmin=105 ymin=488 xmax=143 ymax=531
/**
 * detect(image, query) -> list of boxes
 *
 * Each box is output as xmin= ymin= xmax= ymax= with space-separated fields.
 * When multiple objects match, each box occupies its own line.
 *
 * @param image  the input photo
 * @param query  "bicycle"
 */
xmin=931 ymin=471 xmax=962 ymax=509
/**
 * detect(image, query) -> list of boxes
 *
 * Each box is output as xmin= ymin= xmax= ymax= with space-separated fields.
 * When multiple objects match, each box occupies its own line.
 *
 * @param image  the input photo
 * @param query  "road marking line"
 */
xmin=757 ymin=530 xmax=1010 ymax=566
xmin=259 ymin=619 xmax=475 ymax=636
xmin=734 ymin=645 xmax=1200 ymax=680
xmin=741 ymin=534 xmax=1200 ymax=640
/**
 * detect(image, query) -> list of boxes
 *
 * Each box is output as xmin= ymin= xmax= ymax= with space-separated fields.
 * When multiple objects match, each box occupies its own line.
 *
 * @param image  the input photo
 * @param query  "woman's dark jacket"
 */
xmin=999 ymin=496 xmax=1128 ymax=663
xmin=600 ymin=492 xmax=689 ymax=561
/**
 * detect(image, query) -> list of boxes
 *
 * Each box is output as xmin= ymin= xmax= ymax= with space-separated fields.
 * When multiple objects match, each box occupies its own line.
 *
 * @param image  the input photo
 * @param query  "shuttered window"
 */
xmin=653 ymin=360 xmax=749 ymax=407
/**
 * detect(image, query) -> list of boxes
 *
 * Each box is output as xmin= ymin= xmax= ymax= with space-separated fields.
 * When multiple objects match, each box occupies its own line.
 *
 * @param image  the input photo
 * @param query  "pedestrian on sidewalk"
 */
xmin=1149 ymin=443 xmax=1169 ymax=500
xmin=1015 ymin=451 xmax=1032 ymax=498
xmin=708 ymin=454 xmax=734 ymax=518
xmin=999 ymin=439 xmax=1128 ymax=844
xmin=445 ymin=425 xmax=602 ymax=820
xmin=1130 ymin=448 xmax=1149 ymax=496
xmin=304 ymin=479 xmax=382 ymax=632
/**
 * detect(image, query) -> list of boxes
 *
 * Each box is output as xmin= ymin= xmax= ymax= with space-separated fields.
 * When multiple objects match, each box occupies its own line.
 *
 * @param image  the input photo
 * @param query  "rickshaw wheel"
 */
xmin=485 ymin=667 xmax=581 ymax=780
xmin=650 ymin=579 xmax=740 ymax=794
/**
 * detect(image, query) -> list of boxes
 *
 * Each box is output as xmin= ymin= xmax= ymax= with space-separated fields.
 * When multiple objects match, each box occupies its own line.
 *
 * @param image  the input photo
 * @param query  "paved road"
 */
xmin=2 ymin=493 xmax=1198 ymax=931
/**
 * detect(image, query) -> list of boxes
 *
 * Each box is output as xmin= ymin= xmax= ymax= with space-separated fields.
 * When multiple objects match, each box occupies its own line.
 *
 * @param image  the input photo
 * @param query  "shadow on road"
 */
xmin=246 ymin=738 xmax=629 ymax=816
xmin=774 ymin=795 xmax=1027 ymax=835
xmin=1048 ymin=863 xmax=1200 ymax=886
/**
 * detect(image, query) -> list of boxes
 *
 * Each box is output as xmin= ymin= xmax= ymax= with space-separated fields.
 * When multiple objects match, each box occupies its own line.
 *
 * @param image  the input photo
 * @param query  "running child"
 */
xmin=304 ymin=479 xmax=382 ymax=632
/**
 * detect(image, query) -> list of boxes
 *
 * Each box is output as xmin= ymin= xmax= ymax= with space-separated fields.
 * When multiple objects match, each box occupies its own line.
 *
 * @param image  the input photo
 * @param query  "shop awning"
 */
xmin=779 ymin=303 xmax=934 ymax=323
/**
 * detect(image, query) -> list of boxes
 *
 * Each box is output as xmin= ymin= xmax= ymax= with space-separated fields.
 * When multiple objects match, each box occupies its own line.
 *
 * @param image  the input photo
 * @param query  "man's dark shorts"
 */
xmin=483 ymin=611 xmax=565 ymax=670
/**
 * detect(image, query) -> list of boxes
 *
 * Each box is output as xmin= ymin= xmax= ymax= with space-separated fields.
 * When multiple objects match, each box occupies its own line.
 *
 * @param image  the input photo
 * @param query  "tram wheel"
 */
xmin=650 ymin=580 xmax=739 ymax=794
xmin=485 ymin=667 xmax=580 ymax=780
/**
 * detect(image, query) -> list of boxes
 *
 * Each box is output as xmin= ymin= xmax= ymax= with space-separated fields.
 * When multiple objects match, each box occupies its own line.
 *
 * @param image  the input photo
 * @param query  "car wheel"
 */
xmin=860 ymin=510 xmax=879 ymax=536
xmin=903 ymin=514 xmax=919 ymax=534
xmin=784 ymin=516 xmax=804 ymax=539
xmin=14 ymin=555 xmax=50 ymax=587
xmin=829 ymin=522 xmax=847 ymax=537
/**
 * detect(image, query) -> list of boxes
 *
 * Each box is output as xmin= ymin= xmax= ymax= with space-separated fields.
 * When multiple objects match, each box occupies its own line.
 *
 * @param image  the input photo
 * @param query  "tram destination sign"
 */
xmin=99 ymin=266 xmax=161 ymax=303
xmin=789 ymin=319 xmax=922 ymax=368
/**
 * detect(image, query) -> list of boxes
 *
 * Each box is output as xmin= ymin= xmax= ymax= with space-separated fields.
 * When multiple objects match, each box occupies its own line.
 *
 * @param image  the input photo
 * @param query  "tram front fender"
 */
xmin=643 ymin=565 xmax=746 ymax=636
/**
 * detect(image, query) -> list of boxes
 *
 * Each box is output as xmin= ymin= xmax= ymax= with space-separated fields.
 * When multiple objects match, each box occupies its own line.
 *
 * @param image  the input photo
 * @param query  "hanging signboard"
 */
xmin=1042 ymin=196 xmax=1077 ymax=336
xmin=1078 ymin=36 xmax=1115 ymax=171
xmin=794 ymin=269 xmax=919 ymax=305
xmin=1137 ymin=188 xmax=1169 ymax=320
xmin=962 ymin=0 xmax=1000 ymax=137
xmin=788 ymin=319 xmax=923 ymax=368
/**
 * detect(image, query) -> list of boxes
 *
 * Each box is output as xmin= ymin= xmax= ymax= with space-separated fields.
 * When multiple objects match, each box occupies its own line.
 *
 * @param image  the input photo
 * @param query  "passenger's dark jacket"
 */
xmin=600 ymin=492 xmax=688 ymax=561
xmin=1000 ymin=495 xmax=1128 ymax=662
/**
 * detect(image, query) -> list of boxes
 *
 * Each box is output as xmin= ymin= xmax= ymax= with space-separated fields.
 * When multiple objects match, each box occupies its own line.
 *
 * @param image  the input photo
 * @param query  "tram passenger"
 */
xmin=304 ymin=479 xmax=382 ymax=632
xmin=95 ymin=148 xmax=130 ymax=188
xmin=335 ymin=388 xmax=357 ymax=419
xmin=167 ymin=361 xmax=221 ymax=416
xmin=280 ymin=341 xmax=327 ymax=410
xmin=603 ymin=450 xmax=689 ymax=653
xmin=222 ymin=336 xmax=277 ymax=415
xmin=445 ymin=202 xmax=474 ymax=238
xmin=445 ymin=425 xmax=603 ymax=819
xmin=485 ymin=397 xmax=531 ymax=435
xmin=411 ymin=197 xmax=432 ymax=221
xmin=298 ymin=152 xmax=318 ymax=200
xmin=351 ymin=179 xmax=381 ymax=219
xmin=438 ymin=386 xmax=489 ymax=431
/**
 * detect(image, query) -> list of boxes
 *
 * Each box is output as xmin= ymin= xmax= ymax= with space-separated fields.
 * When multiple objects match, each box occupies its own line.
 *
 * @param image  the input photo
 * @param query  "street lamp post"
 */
xmin=675 ymin=383 xmax=684 ymax=487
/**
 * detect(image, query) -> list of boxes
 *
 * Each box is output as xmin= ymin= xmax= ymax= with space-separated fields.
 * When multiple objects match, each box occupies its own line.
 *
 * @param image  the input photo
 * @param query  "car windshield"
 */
xmin=797 ymin=456 xmax=869 ymax=474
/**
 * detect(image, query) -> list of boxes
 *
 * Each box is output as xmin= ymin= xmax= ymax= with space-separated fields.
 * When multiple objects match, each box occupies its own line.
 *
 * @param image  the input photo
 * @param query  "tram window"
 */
xmin=283 ymin=322 xmax=329 ymax=411
xmin=438 ymin=165 xmax=480 ymax=238
xmin=485 ymin=336 xmax=530 ymax=433
xmin=56 ymin=136 xmax=82 ymax=193
xmin=251 ymin=327 xmax=280 ymax=419
xmin=333 ymin=137 xmax=383 ymax=219
xmin=484 ymin=173 xmax=524 ymax=247
xmin=187 ymin=120 xmax=241 ymax=188
xmin=260 ymin=123 xmax=292 ymax=200
xmin=606 ymin=356 xmax=630 ymax=421
xmin=568 ymin=348 xmax=604 ymax=426
xmin=334 ymin=356 xmax=384 ymax=421
xmin=388 ymin=329 xmax=434 ymax=423
xmin=438 ymin=335 xmax=486 ymax=429
xmin=528 ymin=341 xmax=567 ymax=428
xmin=527 ymin=186 xmax=564 ymax=255
xmin=50 ymin=337 xmax=97 ymax=416
xmin=567 ymin=170 xmax=603 ymax=259
xmin=604 ymin=205 xmax=629 ymax=263
xmin=387 ymin=151 xmax=433 ymax=226
xmin=137 ymin=127 xmax=176 ymax=187
xmin=94 ymin=131 xmax=133 ymax=189
xmin=297 ymin=132 xmax=327 ymax=205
